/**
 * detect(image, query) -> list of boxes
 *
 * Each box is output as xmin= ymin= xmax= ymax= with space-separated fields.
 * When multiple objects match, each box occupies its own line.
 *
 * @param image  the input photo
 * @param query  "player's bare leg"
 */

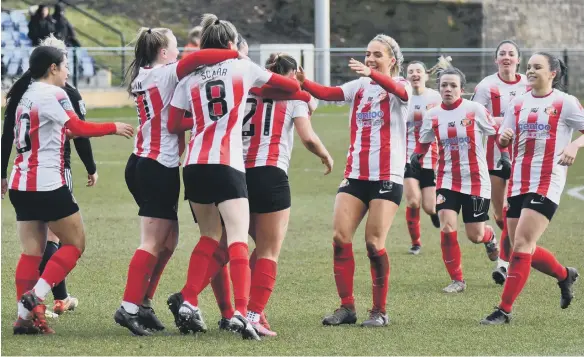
xmin=361 ymin=199 xmax=398 ymax=327
xmin=322 ymin=193 xmax=366 ymax=326
xmin=465 ymin=222 xmax=498 ymax=261
xmin=246 ymin=208 xmax=290 ymax=336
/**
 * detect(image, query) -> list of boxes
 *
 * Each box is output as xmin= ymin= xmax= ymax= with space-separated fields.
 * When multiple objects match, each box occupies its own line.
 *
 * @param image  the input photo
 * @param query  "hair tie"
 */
xmin=214 ymin=19 xmax=220 ymax=25
xmin=147 ymin=28 xmax=152 ymax=34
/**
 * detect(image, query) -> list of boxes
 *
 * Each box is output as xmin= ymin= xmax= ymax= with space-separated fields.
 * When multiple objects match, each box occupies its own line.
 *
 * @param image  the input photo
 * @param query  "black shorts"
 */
xmin=125 ymin=154 xmax=180 ymax=221
xmin=436 ymin=188 xmax=490 ymax=223
xmin=183 ymin=164 xmax=247 ymax=205
xmin=404 ymin=163 xmax=436 ymax=189
xmin=246 ymin=166 xmax=291 ymax=214
xmin=489 ymin=169 xmax=510 ymax=181
xmin=506 ymin=193 xmax=558 ymax=221
xmin=9 ymin=185 xmax=79 ymax=222
xmin=337 ymin=178 xmax=403 ymax=206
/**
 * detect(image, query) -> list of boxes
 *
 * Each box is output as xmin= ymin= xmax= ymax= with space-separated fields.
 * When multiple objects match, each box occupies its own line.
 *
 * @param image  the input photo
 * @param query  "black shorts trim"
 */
xmin=489 ymin=169 xmax=510 ymax=181
xmin=436 ymin=188 xmax=490 ymax=223
xmin=246 ymin=166 xmax=291 ymax=214
xmin=125 ymin=154 xmax=180 ymax=220
xmin=337 ymin=178 xmax=403 ymax=206
xmin=9 ymin=185 xmax=79 ymax=222
xmin=506 ymin=193 xmax=558 ymax=221
xmin=404 ymin=163 xmax=436 ymax=189
xmin=183 ymin=164 xmax=247 ymax=205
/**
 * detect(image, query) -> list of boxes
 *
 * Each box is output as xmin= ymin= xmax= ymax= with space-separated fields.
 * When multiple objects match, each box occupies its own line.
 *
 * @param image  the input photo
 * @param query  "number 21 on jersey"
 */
xmin=242 ymin=98 xmax=274 ymax=137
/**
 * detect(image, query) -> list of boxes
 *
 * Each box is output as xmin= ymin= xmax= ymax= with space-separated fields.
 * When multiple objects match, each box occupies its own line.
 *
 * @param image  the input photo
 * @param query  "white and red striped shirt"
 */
xmin=419 ymin=98 xmax=497 ymax=198
xmin=9 ymin=82 xmax=72 ymax=191
xmin=242 ymin=95 xmax=309 ymax=173
xmin=472 ymin=73 xmax=528 ymax=170
xmin=171 ymin=59 xmax=272 ymax=172
xmin=131 ymin=63 xmax=181 ymax=167
xmin=501 ymin=90 xmax=584 ymax=204
xmin=406 ymin=88 xmax=441 ymax=170
xmin=339 ymin=76 xmax=411 ymax=183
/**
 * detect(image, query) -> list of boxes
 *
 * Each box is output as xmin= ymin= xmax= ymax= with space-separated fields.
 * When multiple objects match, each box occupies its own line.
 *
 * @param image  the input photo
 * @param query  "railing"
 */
xmin=4 ymin=47 xmax=584 ymax=98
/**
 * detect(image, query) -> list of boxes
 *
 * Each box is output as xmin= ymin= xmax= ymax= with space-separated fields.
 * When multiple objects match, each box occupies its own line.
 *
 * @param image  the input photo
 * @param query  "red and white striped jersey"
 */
xmin=501 ymin=90 xmax=584 ymax=204
xmin=339 ymin=76 xmax=412 ymax=183
xmin=472 ymin=73 xmax=529 ymax=170
xmin=171 ymin=59 xmax=272 ymax=172
xmin=9 ymin=82 xmax=73 ymax=191
xmin=419 ymin=98 xmax=497 ymax=198
xmin=242 ymin=95 xmax=309 ymax=173
xmin=131 ymin=63 xmax=181 ymax=167
xmin=406 ymin=88 xmax=441 ymax=170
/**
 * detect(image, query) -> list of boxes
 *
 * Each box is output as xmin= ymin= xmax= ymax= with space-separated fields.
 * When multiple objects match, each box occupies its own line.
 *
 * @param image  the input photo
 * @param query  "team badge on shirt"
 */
xmin=437 ymin=194 xmax=446 ymax=205
xmin=460 ymin=117 xmax=473 ymax=127
xmin=544 ymin=106 xmax=559 ymax=116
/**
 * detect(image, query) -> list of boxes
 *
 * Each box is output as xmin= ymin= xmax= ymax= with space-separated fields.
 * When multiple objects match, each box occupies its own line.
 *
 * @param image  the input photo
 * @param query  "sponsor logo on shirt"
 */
xmin=509 ymin=91 xmax=516 ymax=97
xmin=357 ymin=110 xmax=384 ymax=127
xmin=414 ymin=105 xmax=421 ymax=110
xmin=448 ymin=121 xmax=456 ymax=127
xmin=519 ymin=122 xmax=551 ymax=139
xmin=440 ymin=136 xmax=470 ymax=151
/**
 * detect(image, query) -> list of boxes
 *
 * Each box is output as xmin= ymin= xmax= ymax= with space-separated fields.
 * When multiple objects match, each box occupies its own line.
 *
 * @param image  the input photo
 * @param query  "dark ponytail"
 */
xmin=265 ymin=53 xmax=297 ymax=76
xmin=534 ymin=52 xmax=567 ymax=90
xmin=5 ymin=45 xmax=64 ymax=126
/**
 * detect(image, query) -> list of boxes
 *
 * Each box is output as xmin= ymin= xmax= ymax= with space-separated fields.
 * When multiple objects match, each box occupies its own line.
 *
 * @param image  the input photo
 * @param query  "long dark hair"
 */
xmin=533 ymin=52 xmax=568 ymax=90
xmin=495 ymin=40 xmax=521 ymax=72
xmin=200 ymin=13 xmax=238 ymax=50
xmin=265 ymin=53 xmax=297 ymax=75
xmin=5 ymin=46 xmax=65 ymax=125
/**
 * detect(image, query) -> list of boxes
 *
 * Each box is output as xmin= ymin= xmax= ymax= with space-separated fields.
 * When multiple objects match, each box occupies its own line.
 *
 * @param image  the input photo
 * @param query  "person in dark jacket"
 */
xmin=27 ymin=5 xmax=55 ymax=46
xmin=53 ymin=3 xmax=80 ymax=47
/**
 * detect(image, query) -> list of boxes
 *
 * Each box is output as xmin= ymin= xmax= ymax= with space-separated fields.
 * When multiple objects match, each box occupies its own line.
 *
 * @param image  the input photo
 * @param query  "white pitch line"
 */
xmin=566 ymin=186 xmax=584 ymax=201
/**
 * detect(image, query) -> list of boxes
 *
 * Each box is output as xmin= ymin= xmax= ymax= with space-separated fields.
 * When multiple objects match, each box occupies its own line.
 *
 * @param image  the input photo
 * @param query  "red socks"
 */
xmin=15 ymin=254 xmax=42 ymax=300
xmin=39 ymin=245 xmax=81 ymax=290
xmin=211 ymin=267 xmax=234 ymax=318
xmin=440 ymin=231 xmax=463 ymax=281
xmin=144 ymin=247 xmax=173 ymax=301
xmin=248 ymin=258 xmax=277 ymax=314
xmin=481 ymin=225 xmax=494 ymax=243
xmin=333 ymin=242 xmax=355 ymax=310
xmin=406 ymin=207 xmax=421 ymax=246
xmin=499 ymin=252 xmax=532 ymax=313
xmin=197 ymin=243 xmax=229 ymax=293
xmin=368 ymin=248 xmax=390 ymax=313
xmin=531 ymin=246 xmax=568 ymax=281
xmin=181 ymin=236 xmax=218 ymax=306
xmin=228 ymin=242 xmax=251 ymax=315
xmin=122 ymin=248 xmax=157 ymax=305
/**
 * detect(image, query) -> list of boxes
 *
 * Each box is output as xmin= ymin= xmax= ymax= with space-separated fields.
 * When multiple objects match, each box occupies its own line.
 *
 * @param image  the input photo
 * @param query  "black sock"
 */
xmin=40 ymin=241 xmax=69 ymax=300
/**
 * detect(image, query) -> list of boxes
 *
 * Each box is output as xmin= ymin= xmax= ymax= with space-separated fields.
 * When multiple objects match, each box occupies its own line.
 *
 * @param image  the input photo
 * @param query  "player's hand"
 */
xmin=321 ymin=154 xmax=333 ymax=175
xmin=87 ymin=172 xmax=98 ymax=187
xmin=348 ymin=58 xmax=371 ymax=77
xmin=497 ymin=151 xmax=512 ymax=176
xmin=65 ymin=129 xmax=77 ymax=140
xmin=295 ymin=66 xmax=306 ymax=85
xmin=114 ymin=122 xmax=134 ymax=138
xmin=1 ymin=178 xmax=7 ymax=199
xmin=499 ymin=128 xmax=514 ymax=147
xmin=410 ymin=153 xmax=423 ymax=174
xmin=557 ymin=143 xmax=578 ymax=166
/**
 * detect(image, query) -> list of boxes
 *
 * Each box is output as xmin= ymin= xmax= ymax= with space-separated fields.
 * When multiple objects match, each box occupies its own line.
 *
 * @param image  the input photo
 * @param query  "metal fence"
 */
xmin=3 ymin=47 xmax=584 ymax=98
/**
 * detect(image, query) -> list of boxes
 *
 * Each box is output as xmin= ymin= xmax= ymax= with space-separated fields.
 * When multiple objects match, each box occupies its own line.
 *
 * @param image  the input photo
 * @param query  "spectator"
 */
xmin=53 ymin=3 xmax=80 ymax=47
xmin=28 ymin=4 xmax=55 ymax=46
xmin=180 ymin=26 xmax=202 ymax=58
